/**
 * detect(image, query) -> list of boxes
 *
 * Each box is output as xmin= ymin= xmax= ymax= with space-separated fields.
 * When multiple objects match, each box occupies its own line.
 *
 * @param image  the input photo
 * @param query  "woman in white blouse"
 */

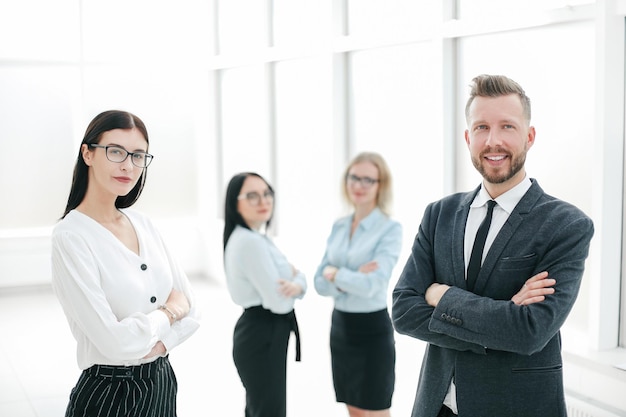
xmin=223 ymin=172 xmax=306 ymax=417
xmin=51 ymin=110 xmax=200 ymax=417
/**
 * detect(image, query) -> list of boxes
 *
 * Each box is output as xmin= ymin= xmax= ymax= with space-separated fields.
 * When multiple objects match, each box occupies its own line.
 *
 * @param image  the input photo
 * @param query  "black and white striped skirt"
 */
xmin=65 ymin=355 xmax=177 ymax=417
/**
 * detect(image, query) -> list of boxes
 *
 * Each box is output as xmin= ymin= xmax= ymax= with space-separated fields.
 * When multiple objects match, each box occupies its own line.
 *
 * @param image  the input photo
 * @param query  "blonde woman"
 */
xmin=314 ymin=152 xmax=402 ymax=417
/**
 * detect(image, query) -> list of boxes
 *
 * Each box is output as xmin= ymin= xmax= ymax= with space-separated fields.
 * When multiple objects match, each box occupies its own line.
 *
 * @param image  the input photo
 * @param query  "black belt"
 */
xmin=85 ymin=356 xmax=166 ymax=382
xmin=288 ymin=310 xmax=301 ymax=362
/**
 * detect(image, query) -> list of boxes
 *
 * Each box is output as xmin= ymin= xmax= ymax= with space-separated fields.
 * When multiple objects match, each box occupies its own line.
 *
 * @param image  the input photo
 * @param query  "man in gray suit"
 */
xmin=392 ymin=74 xmax=594 ymax=417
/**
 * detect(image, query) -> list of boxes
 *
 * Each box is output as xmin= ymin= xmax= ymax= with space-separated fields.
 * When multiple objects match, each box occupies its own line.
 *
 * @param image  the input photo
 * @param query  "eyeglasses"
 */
xmin=238 ymin=190 xmax=274 ymax=206
xmin=89 ymin=144 xmax=154 ymax=168
xmin=346 ymin=174 xmax=379 ymax=188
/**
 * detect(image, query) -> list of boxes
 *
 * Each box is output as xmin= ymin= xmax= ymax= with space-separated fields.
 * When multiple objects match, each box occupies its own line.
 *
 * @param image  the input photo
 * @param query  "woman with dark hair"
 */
xmin=314 ymin=152 xmax=402 ymax=417
xmin=223 ymin=172 xmax=306 ymax=417
xmin=51 ymin=110 xmax=200 ymax=417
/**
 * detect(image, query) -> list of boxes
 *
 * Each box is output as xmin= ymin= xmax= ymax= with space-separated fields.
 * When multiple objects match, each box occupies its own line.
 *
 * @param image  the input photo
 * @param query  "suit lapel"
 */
xmin=473 ymin=180 xmax=544 ymax=293
xmin=453 ymin=187 xmax=479 ymax=290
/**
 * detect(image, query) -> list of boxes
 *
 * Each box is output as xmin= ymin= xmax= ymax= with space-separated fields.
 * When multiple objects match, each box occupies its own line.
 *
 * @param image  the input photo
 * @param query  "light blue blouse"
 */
xmin=224 ymin=225 xmax=307 ymax=314
xmin=314 ymin=208 xmax=402 ymax=313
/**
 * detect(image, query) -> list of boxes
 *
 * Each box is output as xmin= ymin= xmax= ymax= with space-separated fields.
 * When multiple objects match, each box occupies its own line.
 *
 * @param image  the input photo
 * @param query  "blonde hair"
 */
xmin=342 ymin=151 xmax=393 ymax=216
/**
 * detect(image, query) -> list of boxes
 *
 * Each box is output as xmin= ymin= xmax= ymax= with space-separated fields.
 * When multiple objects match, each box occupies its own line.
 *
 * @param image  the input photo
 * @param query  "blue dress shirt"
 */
xmin=224 ymin=225 xmax=307 ymax=314
xmin=314 ymin=208 xmax=402 ymax=313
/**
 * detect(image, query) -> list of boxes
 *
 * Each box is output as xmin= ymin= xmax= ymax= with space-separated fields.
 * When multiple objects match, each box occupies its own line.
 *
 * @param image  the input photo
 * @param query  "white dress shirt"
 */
xmin=464 ymin=176 xmax=533 ymax=272
xmin=51 ymin=209 xmax=201 ymax=369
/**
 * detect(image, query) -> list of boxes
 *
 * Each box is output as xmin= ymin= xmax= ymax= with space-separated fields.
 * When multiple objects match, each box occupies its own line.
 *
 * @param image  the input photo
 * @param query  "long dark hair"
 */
xmin=61 ymin=110 xmax=150 ymax=219
xmin=223 ymin=172 xmax=274 ymax=250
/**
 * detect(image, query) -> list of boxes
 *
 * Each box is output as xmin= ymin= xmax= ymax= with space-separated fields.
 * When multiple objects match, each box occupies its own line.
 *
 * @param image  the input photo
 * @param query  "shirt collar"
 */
xmin=356 ymin=207 xmax=383 ymax=230
xmin=471 ymin=175 xmax=532 ymax=214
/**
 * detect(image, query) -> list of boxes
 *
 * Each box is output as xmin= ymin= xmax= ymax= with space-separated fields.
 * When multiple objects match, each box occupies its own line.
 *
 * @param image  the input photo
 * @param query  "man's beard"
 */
xmin=472 ymin=148 xmax=527 ymax=184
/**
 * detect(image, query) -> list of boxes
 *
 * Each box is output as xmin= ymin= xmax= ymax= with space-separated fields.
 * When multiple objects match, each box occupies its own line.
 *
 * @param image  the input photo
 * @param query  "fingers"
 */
xmin=525 ymin=271 xmax=549 ymax=285
xmin=425 ymin=283 xmax=449 ymax=307
xmin=525 ymin=276 xmax=556 ymax=291
xmin=277 ymin=280 xmax=289 ymax=296
xmin=323 ymin=265 xmax=338 ymax=279
xmin=523 ymin=286 xmax=554 ymax=300
xmin=521 ymin=271 xmax=554 ymax=291
xmin=143 ymin=341 xmax=166 ymax=359
xmin=358 ymin=261 xmax=378 ymax=273
xmin=278 ymin=280 xmax=301 ymax=297
xmin=511 ymin=271 xmax=556 ymax=306
xmin=518 ymin=295 xmax=544 ymax=306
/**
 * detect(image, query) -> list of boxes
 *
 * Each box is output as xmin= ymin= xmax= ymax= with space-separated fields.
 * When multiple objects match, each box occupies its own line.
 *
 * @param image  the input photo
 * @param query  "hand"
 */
xmin=358 ymin=260 xmax=379 ymax=274
xmin=143 ymin=341 xmax=166 ymax=359
xmin=511 ymin=271 xmax=555 ymax=306
xmin=323 ymin=265 xmax=339 ymax=282
xmin=163 ymin=288 xmax=190 ymax=323
xmin=426 ymin=283 xmax=450 ymax=307
xmin=278 ymin=279 xmax=303 ymax=297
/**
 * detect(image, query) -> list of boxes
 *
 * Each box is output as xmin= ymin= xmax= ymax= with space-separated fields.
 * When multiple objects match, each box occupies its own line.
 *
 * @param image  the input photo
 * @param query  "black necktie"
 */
xmin=467 ymin=200 xmax=497 ymax=291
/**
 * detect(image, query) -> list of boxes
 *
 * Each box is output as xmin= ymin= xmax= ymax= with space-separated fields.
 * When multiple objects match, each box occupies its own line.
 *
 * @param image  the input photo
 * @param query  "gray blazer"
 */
xmin=392 ymin=179 xmax=594 ymax=417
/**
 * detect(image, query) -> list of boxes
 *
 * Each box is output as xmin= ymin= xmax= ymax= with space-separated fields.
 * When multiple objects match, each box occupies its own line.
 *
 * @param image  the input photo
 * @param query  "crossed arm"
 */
xmin=143 ymin=288 xmax=190 ymax=358
xmin=426 ymin=270 xmax=555 ymax=308
xmin=392 ymin=205 xmax=593 ymax=355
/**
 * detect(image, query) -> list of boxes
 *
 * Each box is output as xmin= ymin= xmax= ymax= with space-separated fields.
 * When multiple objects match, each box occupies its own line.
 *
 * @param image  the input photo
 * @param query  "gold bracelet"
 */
xmin=159 ymin=304 xmax=177 ymax=321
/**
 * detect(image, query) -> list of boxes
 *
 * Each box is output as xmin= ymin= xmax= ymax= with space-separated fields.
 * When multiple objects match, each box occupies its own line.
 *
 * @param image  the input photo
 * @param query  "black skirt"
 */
xmin=330 ymin=308 xmax=395 ymax=410
xmin=233 ymin=306 xmax=300 ymax=417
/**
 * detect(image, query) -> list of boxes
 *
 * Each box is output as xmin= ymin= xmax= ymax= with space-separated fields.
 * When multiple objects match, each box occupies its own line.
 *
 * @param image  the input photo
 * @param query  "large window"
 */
xmin=349 ymin=42 xmax=443 ymax=247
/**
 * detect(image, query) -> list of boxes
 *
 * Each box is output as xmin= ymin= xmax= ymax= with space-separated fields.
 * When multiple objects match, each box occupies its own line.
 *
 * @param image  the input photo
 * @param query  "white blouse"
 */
xmin=51 ymin=209 xmax=200 ymax=369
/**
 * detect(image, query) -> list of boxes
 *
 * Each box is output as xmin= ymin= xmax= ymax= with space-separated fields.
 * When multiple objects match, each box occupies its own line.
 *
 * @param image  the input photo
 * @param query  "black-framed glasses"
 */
xmin=346 ymin=174 xmax=379 ymax=188
xmin=238 ymin=190 xmax=274 ymax=206
xmin=89 ymin=144 xmax=154 ymax=168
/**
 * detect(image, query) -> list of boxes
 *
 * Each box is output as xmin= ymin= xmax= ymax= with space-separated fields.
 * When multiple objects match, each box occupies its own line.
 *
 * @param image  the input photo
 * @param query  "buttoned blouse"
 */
xmin=314 ymin=208 xmax=402 ymax=313
xmin=51 ymin=209 xmax=200 ymax=370
xmin=224 ymin=225 xmax=307 ymax=314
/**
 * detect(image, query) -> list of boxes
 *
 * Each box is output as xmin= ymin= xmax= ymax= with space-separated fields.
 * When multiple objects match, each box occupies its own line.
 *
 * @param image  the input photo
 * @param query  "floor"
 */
xmin=0 ymin=277 xmax=426 ymax=417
